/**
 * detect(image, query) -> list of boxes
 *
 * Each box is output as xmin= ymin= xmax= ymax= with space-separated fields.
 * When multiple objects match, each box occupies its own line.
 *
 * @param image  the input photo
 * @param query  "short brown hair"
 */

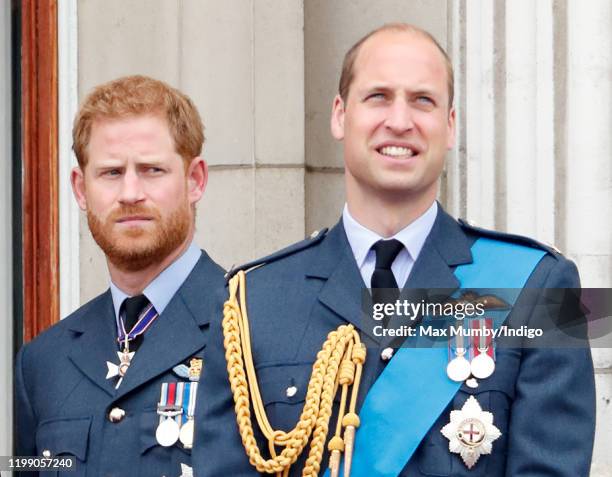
xmin=338 ymin=23 xmax=454 ymax=108
xmin=73 ymin=75 xmax=204 ymax=168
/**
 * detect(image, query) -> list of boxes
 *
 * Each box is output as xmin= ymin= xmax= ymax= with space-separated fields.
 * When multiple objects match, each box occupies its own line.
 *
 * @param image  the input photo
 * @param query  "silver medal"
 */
xmin=447 ymin=355 xmax=471 ymax=382
xmin=470 ymin=352 xmax=495 ymax=379
xmin=179 ymin=419 xmax=195 ymax=448
xmin=156 ymin=417 xmax=180 ymax=447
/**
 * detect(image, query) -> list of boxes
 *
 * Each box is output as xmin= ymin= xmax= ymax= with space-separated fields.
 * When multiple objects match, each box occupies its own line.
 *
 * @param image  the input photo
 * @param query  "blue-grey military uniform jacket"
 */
xmin=194 ymin=205 xmax=595 ymax=476
xmin=15 ymin=252 xmax=225 ymax=477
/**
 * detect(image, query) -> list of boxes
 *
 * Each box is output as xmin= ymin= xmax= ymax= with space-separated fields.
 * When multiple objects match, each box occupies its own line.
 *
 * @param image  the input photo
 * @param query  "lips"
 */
xmin=116 ymin=215 xmax=154 ymax=224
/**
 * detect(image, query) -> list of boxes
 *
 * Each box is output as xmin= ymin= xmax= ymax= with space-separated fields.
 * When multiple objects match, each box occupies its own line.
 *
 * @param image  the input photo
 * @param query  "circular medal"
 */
xmin=179 ymin=419 xmax=195 ymax=448
xmin=456 ymin=418 xmax=486 ymax=447
xmin=446 ymin=355 xmax=471 ymax=382
xmin=470 ymin=352 xmax=495 ymax=379
xmin=156 ymin=417 xmax=180 ymax=447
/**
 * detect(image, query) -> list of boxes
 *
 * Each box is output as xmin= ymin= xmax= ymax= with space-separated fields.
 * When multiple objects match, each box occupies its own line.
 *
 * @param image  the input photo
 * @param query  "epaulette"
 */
xmin=224 ymin=228 xmax=329 ymax=282
xmin=458 ymin=219 xmax=563 ymax=256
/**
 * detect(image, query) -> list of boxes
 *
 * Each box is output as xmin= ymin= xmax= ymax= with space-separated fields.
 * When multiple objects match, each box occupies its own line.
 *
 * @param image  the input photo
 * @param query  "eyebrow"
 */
xmin=359 ymin=84 xmax=440 ymax=96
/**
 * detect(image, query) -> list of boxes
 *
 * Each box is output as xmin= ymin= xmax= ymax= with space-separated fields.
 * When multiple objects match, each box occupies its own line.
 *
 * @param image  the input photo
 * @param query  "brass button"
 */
xmin=108 ymin=407 xmax=126 ymax=423
xmin=286 ymin=386 xmax=298 ymax=398
xmin=42 ymin=449 xmax=51 ymax=458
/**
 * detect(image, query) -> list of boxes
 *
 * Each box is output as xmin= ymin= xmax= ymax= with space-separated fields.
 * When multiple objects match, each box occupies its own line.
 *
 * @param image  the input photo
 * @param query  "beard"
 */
xmin=87 ymin=202 xmax=192 ymax=272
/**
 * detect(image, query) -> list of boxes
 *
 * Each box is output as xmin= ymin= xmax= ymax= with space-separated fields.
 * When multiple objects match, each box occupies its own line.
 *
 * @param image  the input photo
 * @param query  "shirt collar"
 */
xmin=110 ymin=241 xmax=202 ymax=320
xmin=342 ymin=201 xmax=438 ymax=268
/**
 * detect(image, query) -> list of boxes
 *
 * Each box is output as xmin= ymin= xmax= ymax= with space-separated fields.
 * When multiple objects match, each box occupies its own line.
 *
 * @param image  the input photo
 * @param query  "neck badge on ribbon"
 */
xmin=106 ymin=301 xmax=159 ymax=388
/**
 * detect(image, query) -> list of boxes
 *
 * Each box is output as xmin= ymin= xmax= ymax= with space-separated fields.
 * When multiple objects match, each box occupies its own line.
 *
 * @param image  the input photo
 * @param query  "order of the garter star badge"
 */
xmin=441 ymin=396 xmax=501 ymax=469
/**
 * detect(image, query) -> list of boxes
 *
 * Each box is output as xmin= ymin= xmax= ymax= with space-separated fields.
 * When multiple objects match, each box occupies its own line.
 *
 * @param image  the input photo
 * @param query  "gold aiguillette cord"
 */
xmin=223 ymin=270 xmax=366 ymax=477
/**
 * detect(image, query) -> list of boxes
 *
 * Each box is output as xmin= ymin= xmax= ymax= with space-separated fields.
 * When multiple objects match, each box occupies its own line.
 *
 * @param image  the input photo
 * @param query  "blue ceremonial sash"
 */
xmin=325 ymin=237 xmax=547 ymax=477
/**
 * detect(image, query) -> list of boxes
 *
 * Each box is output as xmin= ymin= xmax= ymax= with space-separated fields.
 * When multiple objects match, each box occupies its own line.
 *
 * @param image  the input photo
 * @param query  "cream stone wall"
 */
xmin=71 ymin=1 xmax=611 ymax=473
xmin=77 ymin=0 xmax=306 ymax=300
xmin=304 ymin=0 xmax=448 ymax=232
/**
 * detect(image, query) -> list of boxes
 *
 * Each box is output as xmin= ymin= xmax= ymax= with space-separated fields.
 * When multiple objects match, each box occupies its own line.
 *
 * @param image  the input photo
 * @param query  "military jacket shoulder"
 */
xmin=458 ymin=218 xmax=563 ymax=258
xmin=226 ymin=228 xmax=329 ymax=281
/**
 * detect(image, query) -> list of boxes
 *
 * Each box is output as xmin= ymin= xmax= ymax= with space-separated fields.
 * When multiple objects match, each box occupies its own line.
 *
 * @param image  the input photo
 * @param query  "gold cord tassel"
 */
xmin=223 ymin=271 xmax=366 ymax=477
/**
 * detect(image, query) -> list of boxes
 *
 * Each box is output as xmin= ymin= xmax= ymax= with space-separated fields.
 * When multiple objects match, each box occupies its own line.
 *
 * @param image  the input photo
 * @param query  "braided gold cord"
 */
xmin=223 ymin=271 xmax=366 ymax=477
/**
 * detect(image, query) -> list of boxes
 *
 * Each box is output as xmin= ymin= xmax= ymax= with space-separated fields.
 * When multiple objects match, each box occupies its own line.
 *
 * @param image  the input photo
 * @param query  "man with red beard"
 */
xmin=15 ymin=75 xmax=224 ymax=477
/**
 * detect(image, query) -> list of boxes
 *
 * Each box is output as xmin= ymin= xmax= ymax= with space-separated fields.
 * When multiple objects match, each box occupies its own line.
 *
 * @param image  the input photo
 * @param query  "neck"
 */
xmin=107 ymin=231 xmax=194 ymax=296
xmin=346 ymin=186 xmax=436 ymax=238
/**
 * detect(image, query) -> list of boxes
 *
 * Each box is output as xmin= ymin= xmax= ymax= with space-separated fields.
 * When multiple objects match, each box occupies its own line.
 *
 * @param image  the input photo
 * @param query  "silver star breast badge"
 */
xmin=441 ymin=395 xmax=501 ymax=469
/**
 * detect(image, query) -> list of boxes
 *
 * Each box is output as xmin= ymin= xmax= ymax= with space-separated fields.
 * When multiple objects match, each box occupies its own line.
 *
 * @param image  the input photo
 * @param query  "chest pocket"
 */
xmin=414 ymin=349 xmax=520 ymax=477
xmin=36 ymin=416 xmax=91 ymax=476
xmin=256 ymin=363 xmax=315 ymax=432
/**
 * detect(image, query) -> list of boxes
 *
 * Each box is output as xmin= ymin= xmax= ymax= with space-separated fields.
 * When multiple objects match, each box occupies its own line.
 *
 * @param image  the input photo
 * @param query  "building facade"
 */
xmin=4 ymin=1 xmax=611 ymax=474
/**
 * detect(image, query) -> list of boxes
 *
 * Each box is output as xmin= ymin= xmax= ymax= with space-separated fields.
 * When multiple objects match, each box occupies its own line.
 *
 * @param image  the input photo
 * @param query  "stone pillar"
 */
xmin=450 ymin=1 xmax=612 ymax=473
xmin=566 ymin=1 xmax=612 ymax=474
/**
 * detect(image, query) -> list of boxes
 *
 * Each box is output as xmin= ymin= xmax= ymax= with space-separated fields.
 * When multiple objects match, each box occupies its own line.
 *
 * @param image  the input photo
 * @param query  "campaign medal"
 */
xmin=470 ymin=319 xmax=495 ymax=380
xmin=447 ymin=332 xmax=471 ymax=382
xmin=156 ymin=382 xmax=184 ymax=447
xmin=179 ymin=382 xmax=198 ymax=448
xmin=156 ymin=418 xmax=181 ymax=447
xmin=441 ymin=396 xmax=501 ymax=469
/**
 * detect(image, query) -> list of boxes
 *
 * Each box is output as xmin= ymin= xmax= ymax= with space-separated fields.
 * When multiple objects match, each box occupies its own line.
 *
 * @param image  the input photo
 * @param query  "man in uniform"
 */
xmin=15 ymin=75 xmax=224 ymax=477
xmin=194 ymin=24 xmax=595 ymax=476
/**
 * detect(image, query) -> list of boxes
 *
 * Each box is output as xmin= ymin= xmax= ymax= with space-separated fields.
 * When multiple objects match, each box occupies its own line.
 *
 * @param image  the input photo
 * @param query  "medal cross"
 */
xmin=462 ymin=423 xmax=481 ymax=443
xmin=106 ymin=350 xmax=135 ymax=388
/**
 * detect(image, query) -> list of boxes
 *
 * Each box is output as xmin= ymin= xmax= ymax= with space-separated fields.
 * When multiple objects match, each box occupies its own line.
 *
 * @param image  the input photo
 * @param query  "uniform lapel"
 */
xmin=115 ymin=253 xmax=218 ymax=400
xmin=67 ymin=291 xmax=122 ymax=397
xmin=306 ymin=222 xmax=381 ymax=342
xmin=307 ymin=207 xmax=474 ymax=346
xmin=404 ymin=205 xmax=474 ymax=290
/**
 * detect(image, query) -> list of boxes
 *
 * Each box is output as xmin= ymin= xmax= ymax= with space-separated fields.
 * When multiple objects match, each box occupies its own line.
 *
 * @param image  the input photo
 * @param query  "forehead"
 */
xmin=88 ymin=114 xmax=174 ymax=154
xmin=351 ymin=31 xmax=448 ymax=92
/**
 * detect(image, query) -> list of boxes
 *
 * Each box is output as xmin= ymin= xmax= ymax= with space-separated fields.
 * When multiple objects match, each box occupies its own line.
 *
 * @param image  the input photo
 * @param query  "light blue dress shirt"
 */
xmin=110 ymin=241 xmax=202 ymax=320
xmin=342 ymin=201 xmax=437 ymax=288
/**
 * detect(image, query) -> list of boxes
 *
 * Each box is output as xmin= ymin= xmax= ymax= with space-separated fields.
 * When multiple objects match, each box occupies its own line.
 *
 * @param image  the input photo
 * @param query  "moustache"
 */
xmin=108 ymin=206 xmax=161 ymax=222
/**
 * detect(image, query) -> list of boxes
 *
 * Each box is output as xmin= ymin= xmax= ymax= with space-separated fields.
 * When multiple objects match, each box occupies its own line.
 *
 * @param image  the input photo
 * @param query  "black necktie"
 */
xmin=371 ymin=239 xmax=404 ymax=346
xmin=120 ymin=294 xmax=151 ymax=352
xmin=371 ymin=239 xmax=404 ymax=290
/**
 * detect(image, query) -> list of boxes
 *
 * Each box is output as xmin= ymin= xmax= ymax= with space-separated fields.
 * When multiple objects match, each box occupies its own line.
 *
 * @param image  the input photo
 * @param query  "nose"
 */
xmin=384 ymin=99 xmax=415 ymax=134
xmin=118 ymin=169 xmax=146 ymax=205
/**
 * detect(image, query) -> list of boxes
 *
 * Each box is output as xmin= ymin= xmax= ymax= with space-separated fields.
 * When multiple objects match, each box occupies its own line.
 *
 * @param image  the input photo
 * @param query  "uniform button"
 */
xmin=286 ymin=386 xmax=298 ymax=398
xmin=42 ymin=449 xmax=51 ymax=458
xmin=108 ymin=407 xmax=126 ymax=423
xmin=380 ymin=347 xmax=394 ymax=361
xmin=310 ymin=230 xmax=319 ymax=239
